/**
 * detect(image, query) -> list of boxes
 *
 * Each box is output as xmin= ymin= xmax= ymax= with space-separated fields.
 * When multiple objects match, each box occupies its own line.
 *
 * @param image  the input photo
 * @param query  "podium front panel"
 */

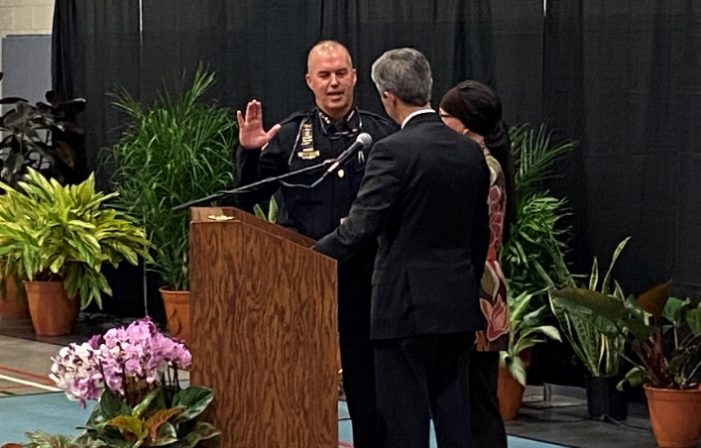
xmin=189 ymin=218 xmax=338 ymax=447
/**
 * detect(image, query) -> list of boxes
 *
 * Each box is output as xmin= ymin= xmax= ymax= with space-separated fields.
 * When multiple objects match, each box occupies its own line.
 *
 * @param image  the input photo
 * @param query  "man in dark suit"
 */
xmin=314 ymin=48 xmax=490 ymax=448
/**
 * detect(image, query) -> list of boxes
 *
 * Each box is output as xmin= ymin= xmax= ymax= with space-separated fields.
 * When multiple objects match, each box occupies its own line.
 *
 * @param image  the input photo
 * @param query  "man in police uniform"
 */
xmin=235 ymin=40 xmax=396 ymax=448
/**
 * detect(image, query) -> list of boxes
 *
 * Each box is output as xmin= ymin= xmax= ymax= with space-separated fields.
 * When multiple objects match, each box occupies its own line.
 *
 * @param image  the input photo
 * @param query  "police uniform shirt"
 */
xmin=236 ymin=107 xmax=396 ymax=240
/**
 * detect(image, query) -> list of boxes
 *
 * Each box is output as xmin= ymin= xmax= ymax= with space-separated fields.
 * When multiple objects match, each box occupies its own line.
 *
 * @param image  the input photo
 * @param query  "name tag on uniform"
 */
xmin=297 ymin=122 xmax=320 ymax=160
xmin=297 ymin=149 xmax=320 ymax=160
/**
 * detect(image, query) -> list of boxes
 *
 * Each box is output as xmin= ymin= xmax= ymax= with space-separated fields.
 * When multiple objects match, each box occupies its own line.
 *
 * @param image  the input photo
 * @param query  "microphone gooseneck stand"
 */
xmin=172 ymin=158 xmax=334 ymax=211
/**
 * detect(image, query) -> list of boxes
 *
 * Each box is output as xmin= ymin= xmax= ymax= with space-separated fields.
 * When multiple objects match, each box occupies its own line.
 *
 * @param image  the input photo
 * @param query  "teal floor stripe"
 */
xmin=0 ymin=393 xmax=563 ymax=447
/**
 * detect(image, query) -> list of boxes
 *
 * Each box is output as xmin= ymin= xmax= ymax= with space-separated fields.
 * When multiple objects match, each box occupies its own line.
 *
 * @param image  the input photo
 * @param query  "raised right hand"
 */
xmin=236 ymin=100 xmax=282 ymax=150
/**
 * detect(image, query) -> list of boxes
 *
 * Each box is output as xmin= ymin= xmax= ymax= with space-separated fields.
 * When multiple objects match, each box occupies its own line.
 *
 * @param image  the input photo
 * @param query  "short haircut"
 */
xmin=371 ymin=48 xmax=432 ymax=106
xmin=307 ymin=40 xmax=353 ymax=71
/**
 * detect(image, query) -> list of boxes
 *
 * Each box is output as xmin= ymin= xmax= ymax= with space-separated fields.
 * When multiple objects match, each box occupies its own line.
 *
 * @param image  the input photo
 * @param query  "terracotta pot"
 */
xmin=24 ymin=281 xmax=80 ymax=336
xmin=644 ymin=385 xmax=701 ymax=448
xmin=497 ymin=348 xmax=531 ymax=421
xmin=497 ymin=366 xmax=525 ymax=420
xmin=0 ymin=277 xmax=29 ymax=320
xmin=159 ymin=288 xmax=190 ymax=341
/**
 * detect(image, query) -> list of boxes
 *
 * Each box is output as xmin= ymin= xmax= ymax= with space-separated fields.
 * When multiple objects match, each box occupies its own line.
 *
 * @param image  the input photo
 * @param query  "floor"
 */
xmin=0 ymin=315 xmax=673 ymax=447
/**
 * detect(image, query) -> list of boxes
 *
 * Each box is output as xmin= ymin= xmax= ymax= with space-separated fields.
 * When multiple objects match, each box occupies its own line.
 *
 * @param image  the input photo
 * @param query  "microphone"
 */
xmin=172 ymin=133 xmax=373 ymax=210
xmin=323 ymin=132 xmax=373 ymax=175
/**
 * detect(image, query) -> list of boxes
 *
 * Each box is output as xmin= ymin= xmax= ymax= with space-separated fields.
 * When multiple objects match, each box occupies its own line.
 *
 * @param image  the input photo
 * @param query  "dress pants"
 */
xmin=338 ymin=251 xmax=380 ymax=448
xmin=340 ymin=334 xmax=380 ymax=448
xmin=374 ymin=333 xmax=474 ymax=448
xmin=470 ymin=351 xmax=508 ymax=448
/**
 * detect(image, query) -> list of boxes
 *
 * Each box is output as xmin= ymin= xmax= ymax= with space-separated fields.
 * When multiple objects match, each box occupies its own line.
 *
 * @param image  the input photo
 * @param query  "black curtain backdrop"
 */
xmin=53 ymin=1 xmax=701 ymax=316
xmin=52 ymin=0 xmax=142 ymax=189
xmin=320 ymin=0 xmax=496 ymax=116
xmin=140 ymin=0 xmax=323 ymax=116
xmin=492 ymin=0 xmax=544 ymax=124
xmin=543 ymin=0 xmax=701 ymax=298
xmin=52 ymin=0 xmax=150 ymax=319
xmin=136 ymin=0 xmax=498 ymax=124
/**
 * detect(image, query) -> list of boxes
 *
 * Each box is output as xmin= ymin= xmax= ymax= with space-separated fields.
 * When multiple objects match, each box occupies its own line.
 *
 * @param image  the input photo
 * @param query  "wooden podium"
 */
xmin=188 ymin=207 xmax=338 ymax=447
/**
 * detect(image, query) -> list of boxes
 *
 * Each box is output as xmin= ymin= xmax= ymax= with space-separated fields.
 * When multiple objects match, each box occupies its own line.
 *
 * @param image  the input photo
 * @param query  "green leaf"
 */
xmin=98 ymin=388 xmax=132 ymax=421
xmin=600 ymin=237 xmax=631 ymax=294
xmin=532 ymin=325 xmax=561 ymax=342
xmin=152 ymin=421 xmax=178 ymax=445
xmin=169 ymin=422 xmax=222 ymax=448
xmin=552 ymin=287 xmax=652 ymax=342
xmin=132 ymin=389 xmax=159 ymax=418
xmin=508 ymin=356 xmax=527 ymax=387
xmin=23 ymin=431 xmax=81 ymax=448
xmin=619 ymin=366 xmax=647 ymax=390
xmin=145 ymin=408 xmax=183 ymax=443
xmin=172 ymin=386 xmax=215 ymax=422
xmin=106 ymin=415 xmax=146 ymax=439
xmin=687 ymin=304 xmax=701 ymax=335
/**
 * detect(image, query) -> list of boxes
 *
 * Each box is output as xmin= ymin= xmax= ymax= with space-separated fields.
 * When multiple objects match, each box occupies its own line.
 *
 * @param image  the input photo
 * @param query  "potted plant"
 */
xmin=502 ymin=124 xmax=575 ymax=297
xmin=498 ymin=290 xmax=562 ymax=420
xmin=113 ymin=69 xmax=237 ymax=339
xmin=0 ymin=72 xmax=86 ymax=320
xmin=23 ymin=318 xmax=220 ymax=446
xmin=0 ymin=168 xmax=150 ymax=336
xmin=495 ymin=124 xmax=574 ymax=419
xmin=110 ymin=69 xmax=237 ymax=340
xmin=552 ymin=283 xmax=701 ymax=448
xmin=549 ymin=238 xmax=631 ymax=421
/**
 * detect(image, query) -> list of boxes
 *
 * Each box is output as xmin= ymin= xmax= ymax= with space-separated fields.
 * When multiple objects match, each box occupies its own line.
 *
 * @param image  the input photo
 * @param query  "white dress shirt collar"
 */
xmin=401 ymin=108 xmax=436 ymax=129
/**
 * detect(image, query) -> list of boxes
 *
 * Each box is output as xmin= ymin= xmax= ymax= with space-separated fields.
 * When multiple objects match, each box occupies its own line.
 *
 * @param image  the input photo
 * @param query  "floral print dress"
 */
xmin=475 ymin=146 xmax=509 ymax=352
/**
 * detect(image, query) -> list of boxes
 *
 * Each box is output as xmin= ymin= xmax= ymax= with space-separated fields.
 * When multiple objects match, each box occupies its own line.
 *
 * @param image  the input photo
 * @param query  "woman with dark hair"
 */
xmin=439 ymin=80 xmax=516 ymax=448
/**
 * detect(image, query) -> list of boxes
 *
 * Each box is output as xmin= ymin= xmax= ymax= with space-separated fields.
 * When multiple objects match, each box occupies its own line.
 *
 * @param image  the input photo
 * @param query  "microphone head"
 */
xmin=357 ymin=132 xmax=373 ymax=149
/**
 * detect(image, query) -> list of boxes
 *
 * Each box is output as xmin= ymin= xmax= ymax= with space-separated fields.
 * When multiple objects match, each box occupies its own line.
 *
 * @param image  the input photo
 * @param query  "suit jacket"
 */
xmin=314 ymin=112 xmax=490 ymax=339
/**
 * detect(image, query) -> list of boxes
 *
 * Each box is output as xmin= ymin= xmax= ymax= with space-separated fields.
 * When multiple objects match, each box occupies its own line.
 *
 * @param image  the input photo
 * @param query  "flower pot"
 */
xmin=585 ymin=374 xmax=628 ymax=421
xmin=0 ymin=277 xmax=29 ymax=320
xmin=497 ymin=366 xmax=525 ymax=421
xmin=497 ymin=348 xmax=532 ymax=421
xmin=159 ymin=288 xmax=190 ymax=341
xmin=644 ymin=384 xmax=701 ymax=448
xmin=24 ymin=280 xmax=80 ymax=336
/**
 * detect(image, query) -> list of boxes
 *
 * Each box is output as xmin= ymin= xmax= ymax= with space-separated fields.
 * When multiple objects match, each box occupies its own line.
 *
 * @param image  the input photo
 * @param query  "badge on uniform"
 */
xmin=297 ymin=122 xmax=320 ymax=160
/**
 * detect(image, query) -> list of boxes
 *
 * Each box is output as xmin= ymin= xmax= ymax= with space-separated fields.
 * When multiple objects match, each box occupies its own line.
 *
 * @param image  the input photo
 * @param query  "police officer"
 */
xmin=235 ymin=40 xmax=396 ymax=448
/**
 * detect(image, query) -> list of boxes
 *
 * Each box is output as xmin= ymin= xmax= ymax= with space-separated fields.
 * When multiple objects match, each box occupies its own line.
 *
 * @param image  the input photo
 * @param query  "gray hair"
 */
xmin=371 ymin=48 xmax=433 ymax=106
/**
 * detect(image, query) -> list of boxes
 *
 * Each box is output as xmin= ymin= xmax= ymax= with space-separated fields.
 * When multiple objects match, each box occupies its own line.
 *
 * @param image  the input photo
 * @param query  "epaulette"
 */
xmin=278 ymin=109 xmax=314 ymax=126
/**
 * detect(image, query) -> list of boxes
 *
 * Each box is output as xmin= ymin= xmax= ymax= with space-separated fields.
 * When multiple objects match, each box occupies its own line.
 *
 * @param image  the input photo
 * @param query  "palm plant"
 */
xmin=111 ymin=68 xmax=237 ymax=291
xmin=509 ymin=124 xmax=576 ymax=200
xmin=503 ymin=194 xmax=572 ymax=296
xmin=496 ymin=124 xmax=574 ymax=393
xmin=502 ymin=124 xmax=575 ymax=297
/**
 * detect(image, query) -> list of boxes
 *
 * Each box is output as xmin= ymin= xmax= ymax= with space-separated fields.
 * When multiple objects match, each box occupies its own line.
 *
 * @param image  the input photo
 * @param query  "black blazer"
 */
xmin=315 ymin=112 xmax=490 ymax=339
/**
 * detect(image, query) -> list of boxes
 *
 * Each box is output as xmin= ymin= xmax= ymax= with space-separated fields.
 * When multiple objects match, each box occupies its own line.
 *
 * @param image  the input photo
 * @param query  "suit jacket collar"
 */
xmin=402 ymin=109 xmax=439 ymax=129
